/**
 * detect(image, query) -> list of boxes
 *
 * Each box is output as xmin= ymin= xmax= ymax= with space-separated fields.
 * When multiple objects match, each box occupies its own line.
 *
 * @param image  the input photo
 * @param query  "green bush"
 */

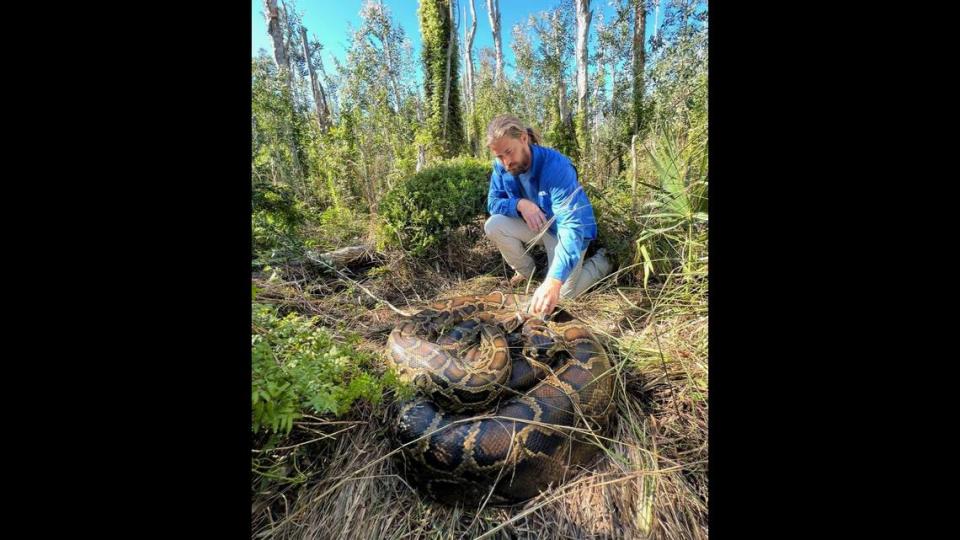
xmin=590 ymin=117 xmax=708 ymax=287
xmin=378 ymin=157 xmax=490 ymax=256
xmin=252 ymin=182 xmax=308 ymax=261
xmin=251 ymin=303 xmax=401 ymax=434
xmin=310 ymin=205 xmax=367 ymax=250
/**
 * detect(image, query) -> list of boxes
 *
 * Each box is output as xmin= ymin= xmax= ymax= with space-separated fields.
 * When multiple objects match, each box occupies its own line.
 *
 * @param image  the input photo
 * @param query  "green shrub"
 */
xmin=252 ymin=182 xmax=308 ymax=261
xmin=309 ymin=205 xmax=367 ymax=251
xmin=251 ymin=303 xmax=401 ymax=434
xmin=378 ymin=157 xmax=490 ymax=256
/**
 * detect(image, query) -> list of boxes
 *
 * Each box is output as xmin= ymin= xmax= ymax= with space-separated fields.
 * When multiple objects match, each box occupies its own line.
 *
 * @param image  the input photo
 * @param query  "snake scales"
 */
xmin=385 ymin=291 xmax=615 ymax=506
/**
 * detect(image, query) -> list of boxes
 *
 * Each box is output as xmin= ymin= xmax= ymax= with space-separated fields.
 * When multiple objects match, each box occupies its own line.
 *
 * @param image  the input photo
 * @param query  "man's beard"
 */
xmin=508 ymin=157 xmax=529 ymax=175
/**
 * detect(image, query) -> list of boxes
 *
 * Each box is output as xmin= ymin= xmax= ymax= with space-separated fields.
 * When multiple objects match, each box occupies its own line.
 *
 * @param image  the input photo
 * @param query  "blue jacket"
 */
xmin=487 ymin=144 xmax=597 ymax=283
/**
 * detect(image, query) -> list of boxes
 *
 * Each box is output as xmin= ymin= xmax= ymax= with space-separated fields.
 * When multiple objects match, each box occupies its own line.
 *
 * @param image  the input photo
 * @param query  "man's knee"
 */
xmin=484 ymin=214 xmax=507 ymax=238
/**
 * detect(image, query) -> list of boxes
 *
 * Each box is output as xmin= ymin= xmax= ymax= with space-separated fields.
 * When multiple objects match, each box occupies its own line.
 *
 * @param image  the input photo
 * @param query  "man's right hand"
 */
xmin=517 ymin=199 xmax=547 ymax=232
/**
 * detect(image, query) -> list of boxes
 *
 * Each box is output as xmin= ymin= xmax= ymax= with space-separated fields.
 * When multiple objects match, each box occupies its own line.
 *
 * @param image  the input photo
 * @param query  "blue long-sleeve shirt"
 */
xmin=487 ymin=144 xmax=597 ymax=283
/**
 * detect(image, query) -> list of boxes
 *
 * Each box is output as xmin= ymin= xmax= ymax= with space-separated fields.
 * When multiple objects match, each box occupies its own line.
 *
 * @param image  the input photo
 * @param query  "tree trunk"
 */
xmin=631 ymin=133 xmax=639 ymax=212
xmin=315 ymin=53 xmax=337 ymax=117
xmin=632 ymin=0 xmax=647 ymax=136
xmin=486 ymin=0 xmax=504 ymax=86
xmin=415 ymin=89 xmax=427 ymax=171
xmin=357 ymin=139 xmax=375 ymax=212
xmin=465 ymin=0 xmax=477 ymax=116
xmin=591 ymin=44 xmax=604 ymax=164
xmin=300 ymin=25 xmax=329 ymax=129
xmin=556 ymin=37 xmax=568 ymax=123
xmin=443 ymin=0 xmax=456 ymax=140
xmin=264 ymin=0 xmax=290 ymax=85
xmin=421 ymin=0 xmax=464 ymax=159
xmin=264 ymin=1 xmax=303 ymax=184
xmin=593 ymin=31 xmax=605 ymax=130
xmin=653 ymin=0 xmax=660 ymax=37
xmin=280 ymin=1 xmax=302 ymax=104
xmin=574 ymin=0 xmax=591 ymax=162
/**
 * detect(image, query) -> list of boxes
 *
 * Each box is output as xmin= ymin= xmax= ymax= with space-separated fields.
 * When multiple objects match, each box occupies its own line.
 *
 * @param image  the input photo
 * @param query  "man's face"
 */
xmin=490 ymin=133 xmax=531 ymax=176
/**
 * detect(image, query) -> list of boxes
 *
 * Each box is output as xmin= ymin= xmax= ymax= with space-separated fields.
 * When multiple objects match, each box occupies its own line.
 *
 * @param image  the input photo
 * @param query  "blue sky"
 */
xmin=252 ymin=0 xmax=663 ymax=82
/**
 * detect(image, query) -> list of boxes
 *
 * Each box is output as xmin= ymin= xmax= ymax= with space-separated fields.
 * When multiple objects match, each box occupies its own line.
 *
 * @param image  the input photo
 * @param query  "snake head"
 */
xmin=520 ymin=319 xmax=560 ymax=361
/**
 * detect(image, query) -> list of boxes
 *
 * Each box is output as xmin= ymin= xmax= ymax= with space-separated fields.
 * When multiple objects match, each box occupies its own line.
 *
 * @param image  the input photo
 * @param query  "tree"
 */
xmin=279 ymin=1 xmax=313 ymax=112
xmin=462 ymin=0 xmax=478 ymax=154
xmin=509 ymin=19 xmax=546 ymax=129
xmin=263 ymin=0 xmax=290 ymax=87
xmin=362 ymin=0 xmax=407 ymax=114
xmin=485 ymin=0 xmax=505 ymax=86
xmin=252 ymin=54 xmax=309 ymax=196
xmin=419 ymin=0 xmax=465 ymax=160
xmin=328 ymin=0 xmax=421 ymax=210
xmin=646 ymin=0 xmax=708 ymax=131
xmin=300 ymin=25 xmax=329 ymax=129
xmin=532 ymin=5 xmax=578 ymax=160
xmin=262 ymin=0 xmax=304 ymax=183
xmin=574 ymin=0 xmax=592 ymax=164
xmin=632 ymin=0 xmax=647 ymax=136
xmin=591 ymin=0 xmax=635 ymax=177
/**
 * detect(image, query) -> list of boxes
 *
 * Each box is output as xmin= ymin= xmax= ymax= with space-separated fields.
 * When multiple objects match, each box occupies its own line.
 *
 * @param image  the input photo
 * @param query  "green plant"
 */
xmin=378 ymin=157 xmax=490 ymax=256
xmin=251 ymin=303 xmax=402 ymax=435
xmin=634 ymin=120 xmax=708 ymax=284
xmin=252 ymin=181 xmax=308 ymax=262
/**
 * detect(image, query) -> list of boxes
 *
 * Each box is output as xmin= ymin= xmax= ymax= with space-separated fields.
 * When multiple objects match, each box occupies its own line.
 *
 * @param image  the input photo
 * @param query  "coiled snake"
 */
xmin=386 ymin=291 xmax=614 ymax=506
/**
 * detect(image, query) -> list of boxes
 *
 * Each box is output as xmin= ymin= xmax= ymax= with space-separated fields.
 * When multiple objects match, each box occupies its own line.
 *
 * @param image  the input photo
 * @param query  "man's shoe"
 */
xmin=501 ymin=272 xmax=530 ymax=288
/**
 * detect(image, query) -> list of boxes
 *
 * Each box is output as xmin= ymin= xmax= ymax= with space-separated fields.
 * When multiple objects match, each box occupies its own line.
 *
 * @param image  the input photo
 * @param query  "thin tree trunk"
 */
xmin=464 ymin=0 xmax=477 ymax=154
xmin=575 ymin=0 xmax=590 ymax=118
xmin=632 ymin=0 xmax=647 ymax=136
xmin=631 ymin=133 xmax=639 ymax=212
xmin=415 ymin=89 xmax=427 ymax=171
xmin=653 ymin=0 xmax=660 ymax=38
xmin=591 ymin=45 xmax=604 ymax=165
xmin=357 ymin=139 xmax=375 ymax=212
xmin=465 ymin=0 xmax=477 ymax=115
xmin=575 ymin=0 xmax=591 ymax=161
xmin=459 ymin=22 xmax=469 ymax=151
xmin=442 ymin=0 xmax=455 ymax=140
xmin=592 ymin=36 xmax=605 ymax=131
xmin=264 ymin=1 xmax=304 ymax=185
xmin=300 ymin=25 xmax=328 ymax=129
xmin=556 ymin=37 xmax=568 ymax=123
xmin=280 ymin=1 xmax=301 ymax=103
xmin=264 ymin=0 xmax=289 ymax=85
xmin=315 ymin=54 xmax=337 ymax=118
xmin=486 ymin=0 xmax=504 ymax=86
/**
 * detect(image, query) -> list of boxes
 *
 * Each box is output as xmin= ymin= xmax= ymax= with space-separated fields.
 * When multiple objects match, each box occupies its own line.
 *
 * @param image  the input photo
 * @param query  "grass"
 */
xmin=251 ymin=215 xmax=708 ymax=539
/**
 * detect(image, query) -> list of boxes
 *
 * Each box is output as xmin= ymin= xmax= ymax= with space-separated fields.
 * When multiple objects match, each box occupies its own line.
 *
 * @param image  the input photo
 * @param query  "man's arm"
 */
xmin=545 ymin=169 xmax=587 ymax=284
xmin=487 ymin=166 xmax=520 ymax=218
xmin=529 ymin=165 xmax=588 ymax=315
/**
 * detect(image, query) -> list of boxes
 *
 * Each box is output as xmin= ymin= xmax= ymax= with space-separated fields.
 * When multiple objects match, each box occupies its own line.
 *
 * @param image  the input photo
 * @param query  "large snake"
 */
xmin=385 ymin=291 xmax=615 ymax=506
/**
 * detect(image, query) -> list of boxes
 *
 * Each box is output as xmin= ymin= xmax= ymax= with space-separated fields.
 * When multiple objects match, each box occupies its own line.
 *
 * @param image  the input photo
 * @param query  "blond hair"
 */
xmin=485 ymin=114 xmax=542 ymax=147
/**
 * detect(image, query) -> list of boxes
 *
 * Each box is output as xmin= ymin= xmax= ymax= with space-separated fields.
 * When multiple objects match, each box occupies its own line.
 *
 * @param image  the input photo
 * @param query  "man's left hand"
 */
xmin=529 ymin=277 xmax=563 ymax=316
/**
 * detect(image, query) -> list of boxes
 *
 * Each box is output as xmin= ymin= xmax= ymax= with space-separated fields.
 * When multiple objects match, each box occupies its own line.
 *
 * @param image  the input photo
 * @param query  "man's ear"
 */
xmin=520 ymin=131 xmax=528 ymax=145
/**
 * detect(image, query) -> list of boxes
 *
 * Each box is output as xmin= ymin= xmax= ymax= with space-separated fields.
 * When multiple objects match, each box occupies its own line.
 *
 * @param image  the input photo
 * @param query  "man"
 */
xmin=484 ymin=114 xmax=611 ymax=316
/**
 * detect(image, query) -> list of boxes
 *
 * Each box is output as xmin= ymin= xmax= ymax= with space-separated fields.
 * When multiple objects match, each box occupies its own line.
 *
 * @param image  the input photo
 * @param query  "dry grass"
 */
xmin=252 ymin=222 xmax=707 ymax=539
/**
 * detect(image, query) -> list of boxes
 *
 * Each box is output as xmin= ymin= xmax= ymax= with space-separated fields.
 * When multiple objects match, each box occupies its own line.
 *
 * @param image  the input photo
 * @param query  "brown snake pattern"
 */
xmin=385 ymin=291 xmax=615 ymax=506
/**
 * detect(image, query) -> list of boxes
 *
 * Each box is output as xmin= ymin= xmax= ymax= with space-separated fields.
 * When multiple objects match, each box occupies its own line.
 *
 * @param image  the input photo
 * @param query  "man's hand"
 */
xmin=517 ymin=199 xmax=547 ymax=232
xmin=529 ymin=277 xmax=563 ymax=316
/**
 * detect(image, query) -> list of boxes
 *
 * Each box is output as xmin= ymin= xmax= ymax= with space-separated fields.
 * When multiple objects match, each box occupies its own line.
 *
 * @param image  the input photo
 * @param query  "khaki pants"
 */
xmin=484 ymin=214 xmax=611 ymax=299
